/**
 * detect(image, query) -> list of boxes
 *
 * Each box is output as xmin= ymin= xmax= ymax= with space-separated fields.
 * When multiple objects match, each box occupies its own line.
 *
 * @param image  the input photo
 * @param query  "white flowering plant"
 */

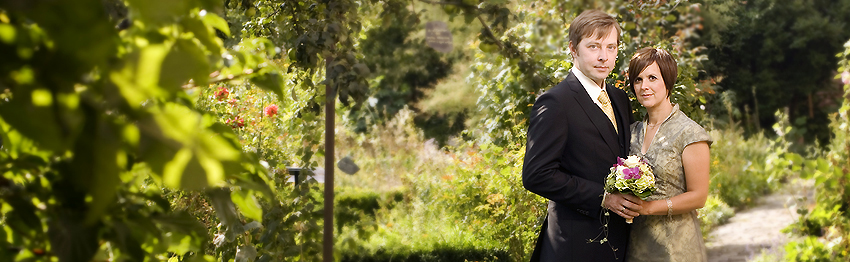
xmin=605 ymin=155 xmax=656 ymax=201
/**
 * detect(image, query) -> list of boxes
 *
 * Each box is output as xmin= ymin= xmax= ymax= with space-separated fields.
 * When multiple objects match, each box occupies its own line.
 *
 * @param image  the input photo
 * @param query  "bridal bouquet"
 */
xmin=604 ymin=155 xmax=656 ymax=223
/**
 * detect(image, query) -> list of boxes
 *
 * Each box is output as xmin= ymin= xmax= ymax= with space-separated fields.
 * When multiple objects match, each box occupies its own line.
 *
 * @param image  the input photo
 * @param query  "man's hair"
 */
xmin=568 ymin=10 xmax=622 ymax=48
xmin=627 ymin=47 xmax=678 ymax=98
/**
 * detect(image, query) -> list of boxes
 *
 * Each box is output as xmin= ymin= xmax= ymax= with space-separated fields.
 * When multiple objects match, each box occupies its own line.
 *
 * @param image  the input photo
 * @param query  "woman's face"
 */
xmin=633 ymin=62 xmax=669 ymax=109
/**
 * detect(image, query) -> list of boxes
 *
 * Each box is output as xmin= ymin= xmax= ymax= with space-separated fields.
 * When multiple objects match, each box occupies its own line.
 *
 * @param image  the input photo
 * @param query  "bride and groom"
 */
xmin=522 ymin=9 xmax=712 ymax=262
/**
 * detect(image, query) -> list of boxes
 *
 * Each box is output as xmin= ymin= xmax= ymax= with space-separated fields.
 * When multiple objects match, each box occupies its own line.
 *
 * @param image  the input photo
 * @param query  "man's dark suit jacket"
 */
xmin=523 ymin=72 xmax=633 ymax=262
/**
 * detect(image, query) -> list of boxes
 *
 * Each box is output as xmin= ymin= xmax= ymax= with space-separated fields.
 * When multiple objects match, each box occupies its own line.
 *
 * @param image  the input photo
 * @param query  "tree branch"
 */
xmin=476 ymin=15 xmax=504 ymax=50
xmin=417 ymin=0 xmax=462 ymax=6
xmin=181 ymin=69 xmax=258 ymax=89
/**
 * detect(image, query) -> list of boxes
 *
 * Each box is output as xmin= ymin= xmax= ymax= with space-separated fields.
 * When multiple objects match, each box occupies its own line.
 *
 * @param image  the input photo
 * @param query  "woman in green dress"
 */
xmin=625 ymin=47 xmax=712 ymax=262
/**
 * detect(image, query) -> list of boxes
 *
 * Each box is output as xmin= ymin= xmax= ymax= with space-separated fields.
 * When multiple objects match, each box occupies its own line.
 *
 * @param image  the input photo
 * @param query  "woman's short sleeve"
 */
xmin=680 ymin=121 xmax=712 ymax=150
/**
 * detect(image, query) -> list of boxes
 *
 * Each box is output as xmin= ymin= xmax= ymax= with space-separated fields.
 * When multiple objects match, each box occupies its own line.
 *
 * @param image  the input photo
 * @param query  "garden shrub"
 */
xmin=698 ymin=195 xmax=734 ymax=238
xmin=706 ymin=119 xmax=796 ymax=208
xmin=783 ymin=39 xmax=850 ymax=261
xmin=341 ymin=246 xmax=509 ymax=262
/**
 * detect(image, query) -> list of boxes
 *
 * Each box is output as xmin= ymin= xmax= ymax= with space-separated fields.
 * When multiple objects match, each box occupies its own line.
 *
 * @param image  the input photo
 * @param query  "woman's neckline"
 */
xmin=640 ymin=104 xmax=679 ymax=155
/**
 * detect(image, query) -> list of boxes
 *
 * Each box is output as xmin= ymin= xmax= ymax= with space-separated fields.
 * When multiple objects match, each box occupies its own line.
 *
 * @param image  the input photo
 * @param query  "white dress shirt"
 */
xmin=571 ymin=67 xmax=608 ymax=109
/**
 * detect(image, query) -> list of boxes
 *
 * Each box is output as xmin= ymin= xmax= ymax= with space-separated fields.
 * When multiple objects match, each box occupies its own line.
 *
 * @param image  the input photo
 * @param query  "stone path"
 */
xmin=705 ymin=179 xmax=814 ymax=262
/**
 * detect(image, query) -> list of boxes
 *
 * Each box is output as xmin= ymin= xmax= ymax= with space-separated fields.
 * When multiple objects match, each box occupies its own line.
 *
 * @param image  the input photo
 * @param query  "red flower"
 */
xmin=264 ymin=104 xmax=279 ymax=117
xmin=228 ymin=116 xmax=245 ymax=128
xmin=214 ymin=87 xmax=230 ymax=101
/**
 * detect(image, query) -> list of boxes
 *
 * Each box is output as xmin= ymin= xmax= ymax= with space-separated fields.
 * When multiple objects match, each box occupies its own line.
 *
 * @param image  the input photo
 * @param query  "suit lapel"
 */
xmin=565 ymin=73 xmax=619 ymax=157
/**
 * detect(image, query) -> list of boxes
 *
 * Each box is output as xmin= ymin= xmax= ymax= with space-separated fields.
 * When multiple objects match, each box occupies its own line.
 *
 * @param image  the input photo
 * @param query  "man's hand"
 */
xmin=603 ymin=193 xmax=644 ymax=220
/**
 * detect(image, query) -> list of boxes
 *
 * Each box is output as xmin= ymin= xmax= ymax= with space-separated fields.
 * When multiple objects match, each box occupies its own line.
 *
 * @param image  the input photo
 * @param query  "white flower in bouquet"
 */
xmin=623 ymin=155 xmax=642 ymax=167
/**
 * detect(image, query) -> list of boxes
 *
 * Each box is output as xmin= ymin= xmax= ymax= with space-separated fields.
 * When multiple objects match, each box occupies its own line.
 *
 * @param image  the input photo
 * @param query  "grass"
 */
xmin=335 ymin=107 xmax=445 ymax=192
xmin=333 ymin=107 xmax=509 ymax=260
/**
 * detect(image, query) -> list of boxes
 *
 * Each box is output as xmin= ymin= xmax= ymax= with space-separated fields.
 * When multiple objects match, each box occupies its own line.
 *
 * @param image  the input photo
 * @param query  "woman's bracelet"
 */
xmin=666 ymin=198 xmax=673 ymax=218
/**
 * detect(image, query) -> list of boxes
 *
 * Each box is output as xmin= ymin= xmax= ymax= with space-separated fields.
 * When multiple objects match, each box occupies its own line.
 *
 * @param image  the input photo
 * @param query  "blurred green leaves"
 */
xmin=0 ymin=0 xmax=276 ymax=260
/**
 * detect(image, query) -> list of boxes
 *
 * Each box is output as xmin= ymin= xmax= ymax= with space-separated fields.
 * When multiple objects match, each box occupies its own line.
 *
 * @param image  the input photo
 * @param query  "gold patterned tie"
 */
xmin=598 ymin=90 xmax=618 ymax=133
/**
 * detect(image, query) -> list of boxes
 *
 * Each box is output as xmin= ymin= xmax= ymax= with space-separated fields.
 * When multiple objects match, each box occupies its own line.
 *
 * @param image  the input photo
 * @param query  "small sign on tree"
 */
xmin=425 ymin=21 xmax=453 ymax=53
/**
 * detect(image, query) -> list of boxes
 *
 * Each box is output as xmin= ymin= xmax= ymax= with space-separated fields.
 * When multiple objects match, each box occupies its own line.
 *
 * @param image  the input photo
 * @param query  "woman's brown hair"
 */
xmin=627 ymin=47 xmax=677 ymax=98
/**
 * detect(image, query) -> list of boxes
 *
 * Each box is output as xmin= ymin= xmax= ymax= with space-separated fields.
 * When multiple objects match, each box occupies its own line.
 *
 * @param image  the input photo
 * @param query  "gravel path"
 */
xmin=705 ymin=179 xmax=814 ymax=262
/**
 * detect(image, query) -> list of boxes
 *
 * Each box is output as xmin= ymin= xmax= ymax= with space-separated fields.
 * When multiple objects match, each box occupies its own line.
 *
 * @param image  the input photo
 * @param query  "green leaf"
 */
xmin=181 ymin=15 xmax=223 ymax=56
xmin=624 ymin=22 xmax=636 ymax=31
xmin=126 ymin=0 xmax=190 ymax=25
xmin=0 ymin=117 xmax=48 ymax=159
xmin=141 ymin=103 xmax=243 ymax=189
xmin=160 ymin=39 xmax=211 ymax=90
xmin=250 ymin=71 xmax=285 ymax=101
xmin=0 ymin=23 xmax=16 ymax=44
xmin=785 ymin=152 xmax=803 ymax=167
xmin=152 ymin=211 xmax=208 ymax=254
xmin=816 ymin=158 xmax=830 ymax=174
xmin=110 ymin=221 xmax=145 ymax=260
xmin=207 ymin=189 xmax=241 ymax=227
xmin=163 ymin=148 xmax=197 ymax=188
xmin=231 ymin=189 xmax=263 ymax=222
xmin=166 ymin=235 xmax=194 ymax=255
xmin=232 ymin=172 xmax=275 ymax=199
xmin=123 ymin=124 xmax=141 ymax=149
xmin=201 ymin=12 xmax=230 ymax=37
xmin=111 ymin=44 xmax=171 ymax=107
xmin=500 ymin=167 xmax=511 ymax=176
xmin=197 ymin=125 xmax=241 ymax=162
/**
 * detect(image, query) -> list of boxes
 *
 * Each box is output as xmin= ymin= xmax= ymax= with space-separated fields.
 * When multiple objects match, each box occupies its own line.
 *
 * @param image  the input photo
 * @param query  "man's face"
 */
xmin=570 ymin=27 xmax=618 ymax=87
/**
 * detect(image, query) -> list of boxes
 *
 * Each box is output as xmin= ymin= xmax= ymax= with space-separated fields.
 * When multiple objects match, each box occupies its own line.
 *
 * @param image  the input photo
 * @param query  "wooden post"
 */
xmin=323 ymin=51 xmax=335 ymax=262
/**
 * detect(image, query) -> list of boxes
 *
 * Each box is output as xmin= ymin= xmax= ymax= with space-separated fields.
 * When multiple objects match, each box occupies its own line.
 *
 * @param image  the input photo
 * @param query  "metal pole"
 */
xmin=323 ymin=56 xmax=335 ymax=262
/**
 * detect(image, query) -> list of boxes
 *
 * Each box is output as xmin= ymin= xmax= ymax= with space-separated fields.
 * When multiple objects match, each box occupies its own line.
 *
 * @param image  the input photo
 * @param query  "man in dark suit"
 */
xmin=523 ymin=10 xmax=642 ymax=261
